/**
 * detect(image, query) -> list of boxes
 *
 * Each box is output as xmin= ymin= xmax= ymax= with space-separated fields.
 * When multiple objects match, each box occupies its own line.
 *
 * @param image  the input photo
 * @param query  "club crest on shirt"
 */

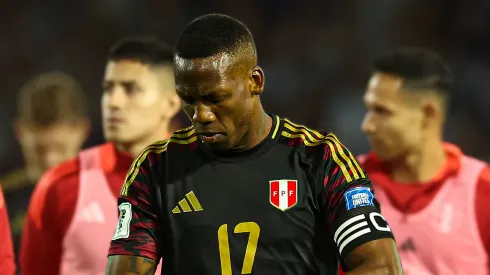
xmin=344 ymin=187 xmax=374 ymax=210
xmin=269 ymin=179 xmax=298 ymax=211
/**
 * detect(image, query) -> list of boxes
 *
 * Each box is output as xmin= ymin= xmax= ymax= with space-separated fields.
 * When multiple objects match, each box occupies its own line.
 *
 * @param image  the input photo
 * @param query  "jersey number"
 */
xmin=217 ymin=222 xmax=260 ymax=275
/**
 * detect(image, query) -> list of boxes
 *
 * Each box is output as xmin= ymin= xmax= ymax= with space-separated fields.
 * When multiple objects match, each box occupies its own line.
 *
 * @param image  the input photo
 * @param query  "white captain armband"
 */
xmin=332 ymin=206 xmax=394 ymax=257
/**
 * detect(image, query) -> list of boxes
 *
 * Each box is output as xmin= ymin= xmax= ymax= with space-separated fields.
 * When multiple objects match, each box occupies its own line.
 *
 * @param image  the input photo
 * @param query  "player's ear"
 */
xmin=421 ymin=99 xmax=438 ymax=128
xmin=249 ymin=66 xmax=264 ymax=96
xmin=162 ymin=92 xmax=181 ymax=119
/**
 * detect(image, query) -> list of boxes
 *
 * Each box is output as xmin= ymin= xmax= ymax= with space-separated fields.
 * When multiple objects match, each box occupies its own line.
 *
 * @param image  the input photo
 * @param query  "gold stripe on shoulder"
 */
xmin=171 ymin=127 xmax=197 ymax=143
xmin=280 ymin=128 xmax=366 ymax=182
xmin=120 ymin=131 xmax=198 ymax=197
xmin=284 ymin=118 xmax=325 ymax=139
xmin=120 ymin=141 xmax=169 ymax=197
xmin=174 ymin=125 xmax=194 ymax=135
xmin=0 ymin=168 xmax=30 ymax=191
xmin=280 ymin=131 xmax=324 ymax=146
xmin=328 ymin=134 xmax=365 ymax=178
xmin=271 ymin=115 xmax=281 ymax=139
xmin=282 ymin=120 xmax=325 ymax=146
xmin=324 ymin=139 xmax=353 ymax=182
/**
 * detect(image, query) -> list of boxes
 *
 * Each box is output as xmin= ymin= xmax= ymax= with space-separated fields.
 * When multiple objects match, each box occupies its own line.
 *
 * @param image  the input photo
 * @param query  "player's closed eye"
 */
xmin=181 ymin=96 xmax=196 ymax=105
xmin=372 ymin=106 xmax=392 ymax=116
xmin=122 ymin=82 xmax=140 ymax=95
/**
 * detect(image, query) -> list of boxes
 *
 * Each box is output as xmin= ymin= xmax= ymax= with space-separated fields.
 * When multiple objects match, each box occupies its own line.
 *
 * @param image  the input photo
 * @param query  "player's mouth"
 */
xmin=198 ymin=132 xmax=225 ymax=143
xmin=106 ymin=117 xmax=123 ymax=125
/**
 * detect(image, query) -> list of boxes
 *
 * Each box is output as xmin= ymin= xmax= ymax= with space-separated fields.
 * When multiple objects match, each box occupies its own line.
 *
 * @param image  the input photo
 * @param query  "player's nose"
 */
xmin=192 ymin=102 xmax=216 ymax=125
xmin=361 ymin=114 xmax=376 ymax=134
xmin=106 ymin=86 xmax=128 ymax=109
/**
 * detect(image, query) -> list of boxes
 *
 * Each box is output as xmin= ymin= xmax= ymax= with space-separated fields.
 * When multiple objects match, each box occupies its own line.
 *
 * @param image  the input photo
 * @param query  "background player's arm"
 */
xmin=107 ymin=149 xmax=163 ymax=275
xmin=0 ymin=186 xmax=16 ymax=275
xmin=20 ymin=175 xmax=65 ymax=275
xmin=322 ymin=134 xmax=401 ymax=274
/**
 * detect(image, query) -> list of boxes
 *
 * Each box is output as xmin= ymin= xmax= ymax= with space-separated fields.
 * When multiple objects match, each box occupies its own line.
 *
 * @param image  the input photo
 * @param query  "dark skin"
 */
xmin=174 ymin=50 xmax=272 ymax=152
xmin=106 ymin=256 xmax=156 ymax=275
xmin=106 ymin=49 xmax=402 ymax=275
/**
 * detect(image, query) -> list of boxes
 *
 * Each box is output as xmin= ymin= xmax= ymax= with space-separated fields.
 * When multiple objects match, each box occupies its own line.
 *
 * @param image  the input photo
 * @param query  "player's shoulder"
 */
xmin=27 ymin=154 xmax=81 ymax=227
xmin=40 ymin=155 xmax=80 ymax=188
xmin=135 ymin=125 xmax=198 ymax=165
xmin=168 ymin=125 xmax=198 ymax=149
xmin=0 ymin=167 xmax=30 ymax=192
xmin=279 ymin=117 xmax=348 ymax=154
xmin=279 ymin=117 xmax=329 ymax=146
xmin=476 ymin=163 xmax=490 ymax=186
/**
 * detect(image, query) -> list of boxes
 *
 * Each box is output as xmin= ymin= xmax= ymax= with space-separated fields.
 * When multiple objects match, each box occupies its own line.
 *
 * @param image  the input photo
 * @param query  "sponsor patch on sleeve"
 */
xmin=112 ymin=202 xmax=132 ymax=240
xmin=344 ymin=187 xmax=374 ymax=210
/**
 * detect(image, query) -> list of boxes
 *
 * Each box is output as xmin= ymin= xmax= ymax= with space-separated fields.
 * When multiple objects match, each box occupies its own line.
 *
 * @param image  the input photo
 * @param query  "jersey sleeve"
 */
xmin=20 ymin=168 xmax=77 ymax=275
xmin=475 ymin=166 xmax=490 ymax=257
xmin=0 ymin=186 xmax=16 ymax=275
xmin=322 ymin=134 xmax=394 ymax=261
xmin=108 ymin=147 xmax=164 ymax=262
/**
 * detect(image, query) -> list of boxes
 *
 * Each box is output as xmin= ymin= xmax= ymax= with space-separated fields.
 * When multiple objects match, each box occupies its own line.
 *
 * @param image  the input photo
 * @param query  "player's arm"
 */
xmin=20 ymin=173 xmax=68 ymax=275
xmin=474 ymin=166 xmax=490 ymax=270
xmin=0 ymin=186 xmax=15 ymax=275
xmin=322 ymin=134 xmax=401 ymax=275
xmin=107 ymin=148 xmax=164 ymax=275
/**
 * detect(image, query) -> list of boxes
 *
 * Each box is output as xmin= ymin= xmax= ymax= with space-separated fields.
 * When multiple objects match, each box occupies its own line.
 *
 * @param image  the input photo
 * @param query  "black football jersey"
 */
xmin=109 ymin=115 xmax=394 ymax=275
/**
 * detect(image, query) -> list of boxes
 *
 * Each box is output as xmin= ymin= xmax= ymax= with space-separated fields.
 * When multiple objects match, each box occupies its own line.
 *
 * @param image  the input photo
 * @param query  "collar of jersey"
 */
xmin=198 ymin=114 xmax=283 ymax=163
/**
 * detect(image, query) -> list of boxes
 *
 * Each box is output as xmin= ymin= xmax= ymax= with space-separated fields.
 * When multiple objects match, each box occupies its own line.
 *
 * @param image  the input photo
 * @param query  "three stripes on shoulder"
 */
xmin=120 ymin=127 xmax=196 ymax=197
xmin=282 ymin=118 xmax=365 ymax=183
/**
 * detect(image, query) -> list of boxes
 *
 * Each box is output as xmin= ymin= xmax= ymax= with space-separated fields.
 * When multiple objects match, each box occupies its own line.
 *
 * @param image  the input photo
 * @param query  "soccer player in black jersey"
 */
xmin=106 ymin=14 xmax=402 ymax=275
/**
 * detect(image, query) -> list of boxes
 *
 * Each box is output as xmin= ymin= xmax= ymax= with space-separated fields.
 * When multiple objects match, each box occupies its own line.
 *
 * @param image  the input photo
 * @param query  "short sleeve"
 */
xmin=322 ymin=134 xmax=394 ymax=260
xmin=0 ymin=186 xmax=15 ymax=275
xmin=108 ymin=146 xmax=165 ymax=262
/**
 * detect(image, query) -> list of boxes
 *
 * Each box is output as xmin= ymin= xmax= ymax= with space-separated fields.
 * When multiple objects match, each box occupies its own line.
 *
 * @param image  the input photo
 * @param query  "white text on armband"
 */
xmin=333 ymin=213 xmax=391 ymax=254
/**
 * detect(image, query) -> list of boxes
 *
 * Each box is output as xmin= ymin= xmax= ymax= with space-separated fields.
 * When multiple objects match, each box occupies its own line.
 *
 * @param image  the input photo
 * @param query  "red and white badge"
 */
xmin=269 ymin=180 xmax=298 ymax=211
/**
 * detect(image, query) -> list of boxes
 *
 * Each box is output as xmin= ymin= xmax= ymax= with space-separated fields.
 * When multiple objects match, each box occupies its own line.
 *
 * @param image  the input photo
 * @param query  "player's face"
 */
xmin=102 ymin=60 xmax=177 ymax=144
xmin=175 ymin=54 xmax=263 ymax=151
xmin=362 ymin=73 xmax=425 ymax=161
xmin=15 ymin=122 xmax=87 ymax=179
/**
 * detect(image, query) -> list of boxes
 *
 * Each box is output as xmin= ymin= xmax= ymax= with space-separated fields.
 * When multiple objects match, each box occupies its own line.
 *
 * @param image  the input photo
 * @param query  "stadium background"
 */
xmin=1 ymin=0 xmax=489 ymax=175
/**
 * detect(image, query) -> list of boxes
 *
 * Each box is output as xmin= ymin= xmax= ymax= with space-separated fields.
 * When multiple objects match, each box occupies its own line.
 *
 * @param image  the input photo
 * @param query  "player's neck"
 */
xmin=240 ymin=109 xmax=272 ymax=150
xmin=390 ymin=136 xmax=446 ymax=184
xmin=116 ymin=122 xmax=171 ymax=158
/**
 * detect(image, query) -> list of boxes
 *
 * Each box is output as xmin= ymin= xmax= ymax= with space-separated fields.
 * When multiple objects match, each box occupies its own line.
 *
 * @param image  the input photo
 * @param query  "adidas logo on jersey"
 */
xmin=80 ymin=202 xmax=105 ymax=223
xmin=172 ymin=191 xmax=203 ymax=214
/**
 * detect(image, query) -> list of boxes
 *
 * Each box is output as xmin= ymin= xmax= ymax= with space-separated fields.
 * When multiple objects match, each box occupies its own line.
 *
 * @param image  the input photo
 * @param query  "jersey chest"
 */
xmin=161 ymin=149 xmax=328 ymax=274
xmin=165 ymin=152 xmax=321 ymax=234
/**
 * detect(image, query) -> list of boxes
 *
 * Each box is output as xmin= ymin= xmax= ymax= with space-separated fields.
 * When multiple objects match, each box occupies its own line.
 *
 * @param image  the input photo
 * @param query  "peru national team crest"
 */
xmin=269 ymin=180 xmax=298 ymax=211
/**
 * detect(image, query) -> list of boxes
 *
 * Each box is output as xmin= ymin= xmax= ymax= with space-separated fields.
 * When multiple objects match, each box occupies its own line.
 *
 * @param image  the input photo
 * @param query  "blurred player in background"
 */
xmin=0 ymin=185 xmax=16 ymax=275
xmin=106 ymin=14 xmax=401 ymax=275
xmin=359 ymin=48 xmax=490 ymax=274
xmin=20 ymin=37 xmax=179 ymax=275
xmin=1 ymin=71 xmax=89 ymax=260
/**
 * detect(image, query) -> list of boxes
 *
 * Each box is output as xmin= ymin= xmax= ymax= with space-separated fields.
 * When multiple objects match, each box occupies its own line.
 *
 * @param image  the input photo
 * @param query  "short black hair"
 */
xmin=108 ymin=36 xmax=173 ymax=66
xmin=175 ymin=13 xmax=256 ymax=59
xmin=374 ymin=48 xmax=453 ymax=95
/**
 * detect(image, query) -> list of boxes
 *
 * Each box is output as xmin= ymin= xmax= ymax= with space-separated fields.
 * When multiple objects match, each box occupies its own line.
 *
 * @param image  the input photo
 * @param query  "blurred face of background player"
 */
xmin=362 ymin=73 xmax=425 ymax=161
xmin=362 ymin=71 xmax=448 ymax=162
xmin=102 ymin=59 xmax=180 ymax=155
xmin=17 ymin=123 xmax=88 ymax=179
xmin=15 ymin=72 xmax=89 ymax=182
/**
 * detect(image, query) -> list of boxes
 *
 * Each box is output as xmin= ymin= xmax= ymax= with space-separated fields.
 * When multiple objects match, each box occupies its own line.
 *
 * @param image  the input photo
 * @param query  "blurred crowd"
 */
xmin=1 ymin=0 xmax=489 ymax=175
